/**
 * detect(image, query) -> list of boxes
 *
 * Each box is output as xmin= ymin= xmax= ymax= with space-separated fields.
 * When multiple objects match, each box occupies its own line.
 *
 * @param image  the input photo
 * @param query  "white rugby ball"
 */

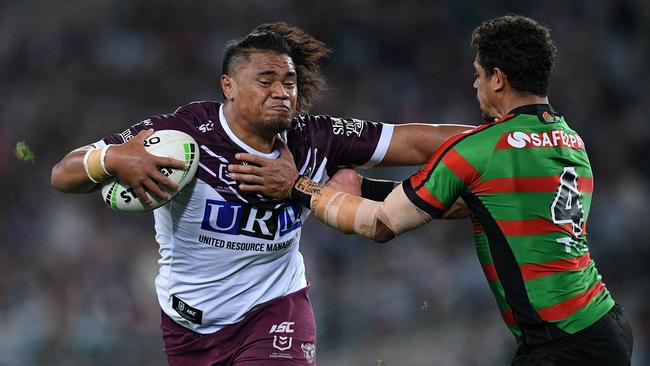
xmin=100 ymin=130 xmax=199 ymax=212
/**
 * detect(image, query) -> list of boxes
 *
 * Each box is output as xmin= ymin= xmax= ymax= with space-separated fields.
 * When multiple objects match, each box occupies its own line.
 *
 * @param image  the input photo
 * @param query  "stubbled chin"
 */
xmin=265 ymin=115 xmax=293 ymax=133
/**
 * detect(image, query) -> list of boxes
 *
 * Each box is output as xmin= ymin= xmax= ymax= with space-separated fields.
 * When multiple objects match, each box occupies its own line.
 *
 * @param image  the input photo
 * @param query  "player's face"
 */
xmin=473 ymin=58 xmax=498 ymax=122
xmin=226 ymin=51 xmax=298 ymax=135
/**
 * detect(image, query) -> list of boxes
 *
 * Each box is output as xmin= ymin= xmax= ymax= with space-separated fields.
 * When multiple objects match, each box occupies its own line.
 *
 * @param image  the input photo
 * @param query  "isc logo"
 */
xmin=201 ymin=200 xmax=302 ymax=240
xmin=270 ymin=321 xmax=295 ymax=333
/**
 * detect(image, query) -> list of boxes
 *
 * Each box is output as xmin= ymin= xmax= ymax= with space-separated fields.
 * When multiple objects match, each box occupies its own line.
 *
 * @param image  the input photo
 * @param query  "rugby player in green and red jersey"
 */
xmin=229 ymin=15 xmax=634 ymax=366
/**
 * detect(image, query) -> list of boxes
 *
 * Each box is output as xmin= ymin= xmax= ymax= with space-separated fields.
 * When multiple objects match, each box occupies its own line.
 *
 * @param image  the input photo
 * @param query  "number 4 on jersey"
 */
xmin=550 ymin=167 xmax=585 ymax=237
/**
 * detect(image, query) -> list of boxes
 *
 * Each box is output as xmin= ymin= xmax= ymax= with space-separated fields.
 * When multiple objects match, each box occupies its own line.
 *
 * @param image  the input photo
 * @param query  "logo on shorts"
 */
xmin=270 ymin=321 xmax=294 ymax=351
xmin=301 ymin=342 xmax=315 ymax=363
xmin=272 ymin=336 xmax=292 ymax=351
xmin=270 ymin=321 xmax=294 ymax=333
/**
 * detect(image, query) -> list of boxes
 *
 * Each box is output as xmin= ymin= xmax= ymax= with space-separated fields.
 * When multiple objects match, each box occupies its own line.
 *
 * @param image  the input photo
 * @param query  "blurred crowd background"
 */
xmin=1 ymin=0 xmax=649 ymax=365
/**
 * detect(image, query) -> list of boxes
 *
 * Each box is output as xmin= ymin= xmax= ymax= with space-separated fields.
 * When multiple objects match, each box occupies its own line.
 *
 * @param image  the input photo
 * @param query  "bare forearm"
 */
xmin=51 ymin=147 xmax=98 ymax=193
xmin=380 ymin=123 xmax=473 ymax=166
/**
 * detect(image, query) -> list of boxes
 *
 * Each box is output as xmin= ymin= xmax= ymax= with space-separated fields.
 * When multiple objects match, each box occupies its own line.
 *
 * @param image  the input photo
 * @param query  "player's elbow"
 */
xmin=51 ymin=160 xmax=85 ymax=193
xmin=373 ymin=220 xmax=396 ymax=243
xmin=51 ymin=162 xmax=65 ymax=191
xmin=374 ymin=232 xmax=395 ymax=243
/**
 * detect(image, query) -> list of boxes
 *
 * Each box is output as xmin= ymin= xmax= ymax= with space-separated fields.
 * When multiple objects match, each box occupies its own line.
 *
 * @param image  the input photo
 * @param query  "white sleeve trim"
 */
xmin=359 ymin=123 xmax=394 ymax=169
xmin=72 ymin=139 xmax=106 ymax=152
xmin=92 ymin=140 xmax=107 ymax=149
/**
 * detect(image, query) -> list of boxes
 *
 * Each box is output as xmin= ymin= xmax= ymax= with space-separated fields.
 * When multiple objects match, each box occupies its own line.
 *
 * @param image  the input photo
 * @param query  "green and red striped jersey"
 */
xmin=403 ymin=104 xmax=614 ymax=345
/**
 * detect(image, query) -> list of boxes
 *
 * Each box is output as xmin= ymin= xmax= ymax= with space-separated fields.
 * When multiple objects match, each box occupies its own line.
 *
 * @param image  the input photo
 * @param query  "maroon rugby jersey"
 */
xmin=98 ymin=101 xmax=393 ymax=332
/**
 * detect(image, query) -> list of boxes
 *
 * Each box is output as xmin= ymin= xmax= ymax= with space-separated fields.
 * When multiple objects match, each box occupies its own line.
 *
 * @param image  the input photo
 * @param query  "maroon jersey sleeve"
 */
xmin=99 ymin=102 xmax=216 ymax=145
xmin=295 ymin=115 xmax=394 ymax=174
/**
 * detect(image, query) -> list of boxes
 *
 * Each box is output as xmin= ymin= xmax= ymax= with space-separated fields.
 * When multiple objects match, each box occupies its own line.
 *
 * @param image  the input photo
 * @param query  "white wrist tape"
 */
xmin=99 ymin=144 xmax=113 ymax=176
xmin=83 ymin=145 xmax=113 ymax=183
xmin=82 ymin=148 xmax=100 ymax=183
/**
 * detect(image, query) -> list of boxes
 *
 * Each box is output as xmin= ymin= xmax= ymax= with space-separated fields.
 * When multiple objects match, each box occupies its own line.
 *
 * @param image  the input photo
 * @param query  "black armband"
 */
xmin=361 ymin=177 xmax=399 ymax=201
xmin=290 ymin=176 xmax=315 ymax=208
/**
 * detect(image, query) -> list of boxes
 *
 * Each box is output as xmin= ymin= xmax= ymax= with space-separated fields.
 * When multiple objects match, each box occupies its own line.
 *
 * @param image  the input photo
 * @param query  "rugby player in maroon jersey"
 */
xmin=231 ymin=16 xmax=634 ymax=366
xmin=51 ymin=23 xmax=471 ymax=365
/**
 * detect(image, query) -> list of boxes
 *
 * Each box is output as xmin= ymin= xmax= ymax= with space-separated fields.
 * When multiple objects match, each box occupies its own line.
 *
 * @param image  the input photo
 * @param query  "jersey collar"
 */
xmin=508 ymin=104 xmax=561 ymax=124
xmin=219 ymin=104 xmax=281 ymax=159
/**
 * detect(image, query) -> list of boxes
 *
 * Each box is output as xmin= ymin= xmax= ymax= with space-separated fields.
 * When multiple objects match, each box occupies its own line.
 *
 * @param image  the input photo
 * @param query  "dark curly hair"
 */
xmin=471 ymin=15 xmax=557 ymax=97
xmin=221 ymin=22 xmax=330 ymax=114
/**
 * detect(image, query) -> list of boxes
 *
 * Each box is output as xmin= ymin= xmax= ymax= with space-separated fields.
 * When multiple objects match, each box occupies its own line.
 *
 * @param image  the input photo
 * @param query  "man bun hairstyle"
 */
xmin=471 ymin=15 xmax=557 ymax=97
xmin=222 ymin=22 xmax=331 ymax=114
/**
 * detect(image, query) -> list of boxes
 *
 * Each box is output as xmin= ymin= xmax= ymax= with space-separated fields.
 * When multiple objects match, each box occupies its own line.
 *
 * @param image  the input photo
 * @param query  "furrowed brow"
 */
xmin=257 ymin=70 xmax=279 ymax=76
xmin=257 ymin=70 xmax=296 ymax=78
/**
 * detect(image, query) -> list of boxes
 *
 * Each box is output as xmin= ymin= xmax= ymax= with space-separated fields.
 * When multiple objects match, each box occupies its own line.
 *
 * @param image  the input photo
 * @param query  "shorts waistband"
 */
xmin=518 ymin=302 xmax=619 ymax=352
xmin=162 ymin=284 xmax=311 ymax=333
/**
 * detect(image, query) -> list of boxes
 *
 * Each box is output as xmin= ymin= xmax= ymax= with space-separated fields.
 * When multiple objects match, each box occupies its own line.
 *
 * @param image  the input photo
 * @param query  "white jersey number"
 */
xmin=550 ymin=167 xmax=585 ymax=237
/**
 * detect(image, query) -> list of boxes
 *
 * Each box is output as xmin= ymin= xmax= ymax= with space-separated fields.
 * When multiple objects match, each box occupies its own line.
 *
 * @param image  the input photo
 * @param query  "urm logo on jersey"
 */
xmin=201 ymin=200 xmax=302 ymax=240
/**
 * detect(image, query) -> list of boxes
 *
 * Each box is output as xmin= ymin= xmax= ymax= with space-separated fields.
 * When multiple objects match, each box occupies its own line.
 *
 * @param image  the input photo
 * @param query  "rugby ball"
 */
xmin=100 ymin=130 xmax=199 ymax=212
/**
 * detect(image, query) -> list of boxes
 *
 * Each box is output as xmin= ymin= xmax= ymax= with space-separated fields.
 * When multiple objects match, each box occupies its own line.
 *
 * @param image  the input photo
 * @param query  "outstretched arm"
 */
xmin=228 ymin=140 xmax=470 ymax=242
xmin=379 ymin=123 xmax=473 ymax=166
xmin=227 ymin=121 xmax=473 ymax=198
xmin=291 ymin=176 xmax=432 ymax=242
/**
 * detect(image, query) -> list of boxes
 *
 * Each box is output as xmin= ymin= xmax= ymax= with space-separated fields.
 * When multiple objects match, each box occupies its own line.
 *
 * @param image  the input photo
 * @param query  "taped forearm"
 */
xmin=291 ymin=176 xmax=432 ymax=242
xmin=292 ymin=176 xmax=377 ymax=237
